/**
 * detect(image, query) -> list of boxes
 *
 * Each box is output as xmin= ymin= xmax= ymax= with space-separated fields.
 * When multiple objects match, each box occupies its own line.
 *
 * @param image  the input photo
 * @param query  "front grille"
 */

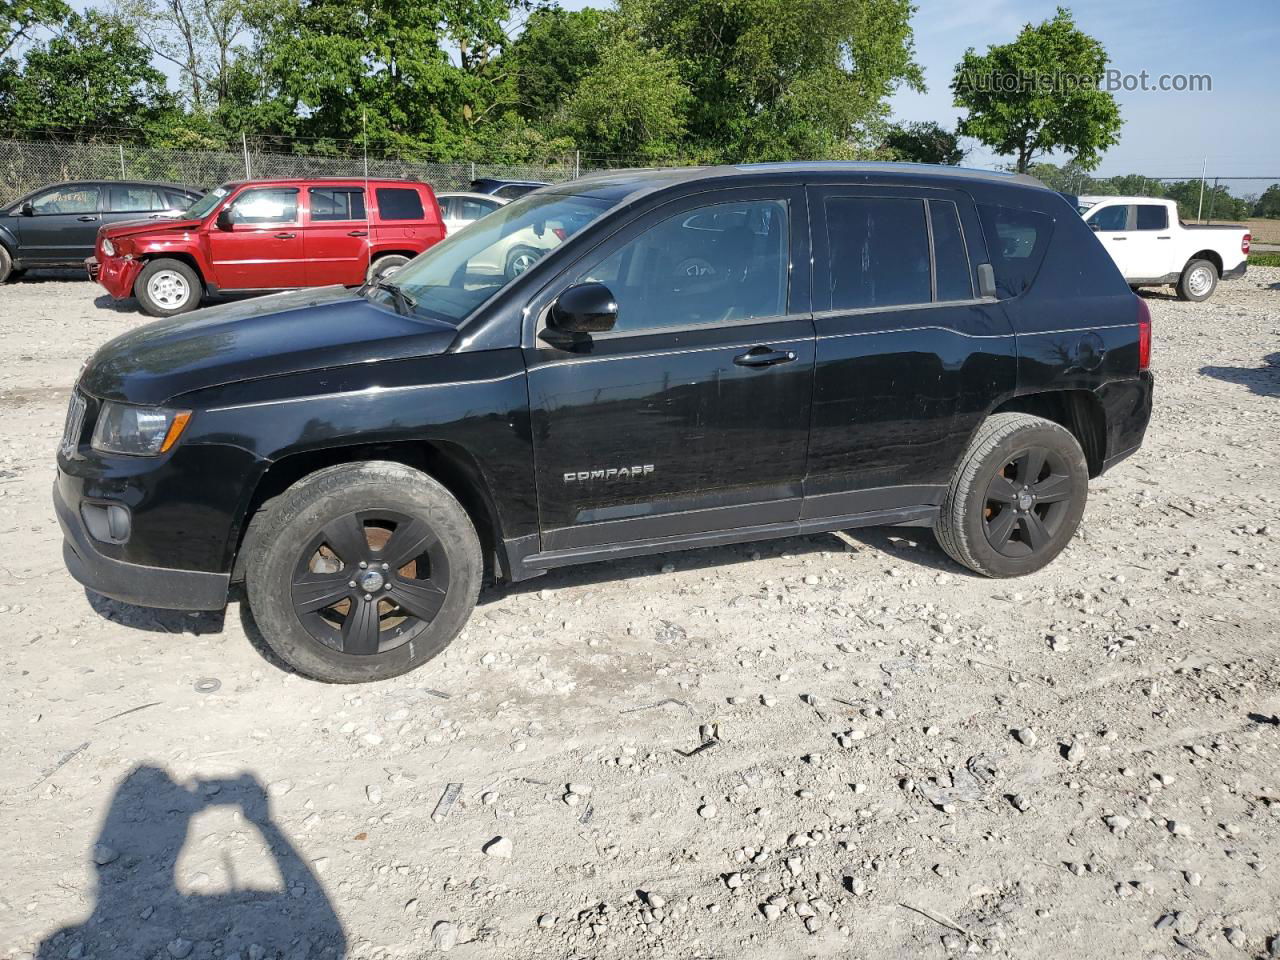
xmin=59 ymin=391 xmax=88 ymax=458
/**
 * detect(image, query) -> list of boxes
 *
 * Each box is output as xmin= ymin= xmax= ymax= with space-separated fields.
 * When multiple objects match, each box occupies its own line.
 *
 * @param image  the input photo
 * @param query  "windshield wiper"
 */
xmin=369 ymin=278 xmax=416 ymax=316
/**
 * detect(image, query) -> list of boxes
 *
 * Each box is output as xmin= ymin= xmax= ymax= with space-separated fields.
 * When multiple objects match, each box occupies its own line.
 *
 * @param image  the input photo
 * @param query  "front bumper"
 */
xmin=54 ymin=479 xmax=229 ymax=611
xmin=86 ymin=254 xmax=143 ymax=299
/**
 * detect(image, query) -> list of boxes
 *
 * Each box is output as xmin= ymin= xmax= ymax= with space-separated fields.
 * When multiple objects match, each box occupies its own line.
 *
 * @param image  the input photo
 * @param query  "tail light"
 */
xmin=1243 ymin=234 xmax=1251 ymax=255
xmin=1136 ymin=295 xmax=1151 ymax=372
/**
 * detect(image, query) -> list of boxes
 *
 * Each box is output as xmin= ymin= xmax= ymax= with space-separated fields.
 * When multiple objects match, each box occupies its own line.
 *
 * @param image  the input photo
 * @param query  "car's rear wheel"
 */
xmin=244 ymin=461 xmax=482 ymax=683
xmin=367 ymin=254 xmax=409 ymax=284
xmin=136 ymin=258 xmax=202 ymax=316
xmin=1176 ymin=258 xmax=1217 ymax=302
xmin=935 ymin=413 xmax=1089 ymax=577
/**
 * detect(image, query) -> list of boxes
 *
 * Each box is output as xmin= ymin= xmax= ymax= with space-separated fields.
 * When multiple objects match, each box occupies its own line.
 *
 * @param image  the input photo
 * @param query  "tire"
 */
xmin=244 ymin=461 xmax=482 ymax=683
xmin=136 ymin=258 xmax=202 ymax=316
xmin=1176 ymin=258 xmax=1217 ymax=302
xmin=935 ymin=413 xmax=1089 ymax=578
xmin=367 ymin=254 xmax=410 ymax=283
xmin=0 ymin=246 xmax=12 ymax=283
xmin=504 ymin=245 xmax=540 ymax=279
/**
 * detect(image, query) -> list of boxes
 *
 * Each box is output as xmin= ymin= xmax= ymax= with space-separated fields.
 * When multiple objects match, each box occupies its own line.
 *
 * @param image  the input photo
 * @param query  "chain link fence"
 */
xmin=0 ymin=139 xmax=591 ymax=206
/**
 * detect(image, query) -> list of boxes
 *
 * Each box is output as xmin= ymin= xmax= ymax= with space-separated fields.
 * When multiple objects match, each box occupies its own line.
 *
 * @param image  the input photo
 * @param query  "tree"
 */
xmin=113 ymin=0 xmax=249 ymax=111
xmin=1 ymin=0 xmax=68 ymax=61
xmin=559 ymin=33 xmax=687 ymax=159
xmin=1256 ymin=184 xmax=1280 ymax=218
xmin=505 ymin=7 xmax=611 ymax=124
xmin=952 ymin=7 xmax=1121 ymax=172
xmin=1 ymin=9 xmax=175 ymax=136
xmin=618 ymin=0 xmax=923 ymax=161
xmin=883 ymin=121 xmax=964 ymax=165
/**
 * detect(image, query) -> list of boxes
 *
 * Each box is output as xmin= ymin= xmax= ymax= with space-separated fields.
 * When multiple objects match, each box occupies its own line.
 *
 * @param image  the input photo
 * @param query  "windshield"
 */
xmin=183 ymin=186 xmax=229 ymax=220
xmin=372 ymin=190 xmax=615 ymax=326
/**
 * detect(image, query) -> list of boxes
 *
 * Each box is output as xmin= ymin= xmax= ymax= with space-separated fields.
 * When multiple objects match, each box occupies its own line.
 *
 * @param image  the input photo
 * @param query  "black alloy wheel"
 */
xmin=980 ymin=446 xmax=1074 ymax=558
xmin=291 ymin=510 xmax=450 ymax=655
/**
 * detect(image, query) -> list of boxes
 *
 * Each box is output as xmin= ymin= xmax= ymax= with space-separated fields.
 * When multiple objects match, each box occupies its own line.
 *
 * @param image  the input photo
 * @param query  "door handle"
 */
xmin=347 ymin=230 xmax=368 ymax=237
xmin=77 ymin=216 xmax=98 ymax=222
xmin=1157 ymin=235 xmax=1171 ymax=239
xmin=1110 ymin=236 xmax=1126 ymax=241
xmin=734 ymin=347 xmax=797 ymax=368
xmin=274 ymin=232 xmax=297 ymax=239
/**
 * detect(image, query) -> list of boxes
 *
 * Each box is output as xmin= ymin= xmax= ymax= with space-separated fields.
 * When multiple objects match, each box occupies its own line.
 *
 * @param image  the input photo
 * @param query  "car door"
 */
xmin=522 ymin=186 xmax=816 ymax=552
xmin=205 ymin=186 xmax=306 ymax=289
xmin=17 ymin=184 xmax=102 ymax=262
xmin=302 ymin=186 xmax=369 ymax=286
xmin=1085 ymin=203 xmax=1137 ymax=278
xmin=1130 ymin=203 xmax=1173 ymax=279
xmin=101 ymin=184 xmax=181 ymax=230
xmin=803 ymin=186 xmax=1016 ymax=521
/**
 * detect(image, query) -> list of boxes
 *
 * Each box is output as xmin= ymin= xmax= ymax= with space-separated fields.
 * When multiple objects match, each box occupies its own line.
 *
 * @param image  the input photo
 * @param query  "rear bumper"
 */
xmin=86 ymin=254 xmax=143 ymax=299
xmin=1222 ymin=261 xmax=1247 ymax=281
xmin=1097 ymin=370 xmax=1154 ymax=475
xmin=54 ymin=478 xmax=229 ymax=611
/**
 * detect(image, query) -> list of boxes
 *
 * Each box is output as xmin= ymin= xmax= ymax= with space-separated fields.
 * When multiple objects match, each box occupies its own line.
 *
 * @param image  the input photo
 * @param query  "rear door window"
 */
xmin=376 ymin=188 xmax=425 ymax=221
xmin=309 ymin=187 xmax=366 ymax=221
xmin=107 ymin=186 xmax=167 ymax=212
xmin=976 ymin=203 xmax=1053 ymax=298
xmin=825 ymin=196 xmax=931 ymax=309
xmin=1135 ymin=204 xmax=1168 ymax=230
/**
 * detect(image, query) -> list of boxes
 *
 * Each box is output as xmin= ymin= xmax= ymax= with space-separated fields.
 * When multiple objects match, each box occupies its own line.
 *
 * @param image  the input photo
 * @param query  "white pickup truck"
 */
xmin=1077 ymin=196 xmax=1250 ymax=302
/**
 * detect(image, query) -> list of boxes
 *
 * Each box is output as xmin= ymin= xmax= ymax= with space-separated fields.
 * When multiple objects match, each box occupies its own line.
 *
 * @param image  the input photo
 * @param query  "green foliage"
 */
xmin=558 ymin=33 xmax=688 ymax=159
xmin=1160 ymin=180 xmax=1251 ymax=223
xmin=618 ymin=0 xmax=923 ymax=161
xmin=1 ymin=0 xmax=68 ymax=59
xmin=506 ymin=7 xmax=611 ymax=125
xmin=1255 ymin=184 xmax=1280 ymax=218
xmin=1 ymin=8 xmax=175 ymax=137
xmin=953 ymin=7 xmax=1121 ymax=172
xmin=882 ymin=121 xmax=964 ymax=165
xmin=1248 ymin=252 xmax=1280 ymax=267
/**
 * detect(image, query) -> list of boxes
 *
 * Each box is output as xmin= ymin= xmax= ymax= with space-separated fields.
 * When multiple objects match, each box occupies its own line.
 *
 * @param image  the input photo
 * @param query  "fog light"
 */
xmin=81 ymin=502 xmax=131 ymax=543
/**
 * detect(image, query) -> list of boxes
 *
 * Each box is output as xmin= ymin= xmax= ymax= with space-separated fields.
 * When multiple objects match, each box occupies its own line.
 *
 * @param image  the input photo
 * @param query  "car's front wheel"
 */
xmin=935 ymin=413 xmax=1089 ymax=577
xmin=136 ymin=258 xmax=202 ymax=316
xmin=244 ymin=462 xmax=482 ymax=683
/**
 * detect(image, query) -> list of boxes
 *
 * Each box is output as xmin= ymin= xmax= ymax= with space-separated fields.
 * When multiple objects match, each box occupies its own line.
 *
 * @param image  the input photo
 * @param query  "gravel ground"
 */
xmin=1 ymin=269 xmax=1278 ymax=960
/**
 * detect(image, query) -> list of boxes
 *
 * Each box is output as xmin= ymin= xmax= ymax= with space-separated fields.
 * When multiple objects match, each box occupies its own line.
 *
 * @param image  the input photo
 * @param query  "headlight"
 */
xmin=102 ymin=238 xmax=115 ymax=257
xmin=91 ymin=402 xmax=191 ymax=456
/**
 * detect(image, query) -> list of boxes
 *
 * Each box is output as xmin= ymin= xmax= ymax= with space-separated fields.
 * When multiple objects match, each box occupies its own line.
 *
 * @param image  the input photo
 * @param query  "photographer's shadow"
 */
xmin=37 ymin=766 xmax=346 ymax=960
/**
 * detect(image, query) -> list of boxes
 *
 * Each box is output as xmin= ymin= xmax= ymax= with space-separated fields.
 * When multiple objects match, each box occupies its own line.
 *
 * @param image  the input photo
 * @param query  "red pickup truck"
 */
xmin=88 ymin=177 xmax=445 ymax=316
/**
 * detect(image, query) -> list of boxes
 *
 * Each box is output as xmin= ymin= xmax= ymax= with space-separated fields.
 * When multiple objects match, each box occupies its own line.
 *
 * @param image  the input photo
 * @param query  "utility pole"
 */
xmin=1196 ymin=158 xmax=1207 ymax=222
xmin=119 ymin=144 xmax=126 ymax=179
xmin=242 ymin=132 xmax=251 ymax=179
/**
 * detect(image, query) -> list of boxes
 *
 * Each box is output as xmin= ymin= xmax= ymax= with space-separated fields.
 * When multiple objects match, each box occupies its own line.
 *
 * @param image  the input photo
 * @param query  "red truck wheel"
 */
xmin=136 ymin=259 xmax=202 ymax=316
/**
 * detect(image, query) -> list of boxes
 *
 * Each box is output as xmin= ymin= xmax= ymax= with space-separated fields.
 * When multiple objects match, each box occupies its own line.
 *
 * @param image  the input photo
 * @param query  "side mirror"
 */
xmin=977 ymin=263 xmax=997 ymax=299
xmin=20 ymin=201 xmax=34 ymax=216
xmin=215 ymin=208 xmax=234 ymax=231
xmin=547 ymin=282 xmax=618 ymax=335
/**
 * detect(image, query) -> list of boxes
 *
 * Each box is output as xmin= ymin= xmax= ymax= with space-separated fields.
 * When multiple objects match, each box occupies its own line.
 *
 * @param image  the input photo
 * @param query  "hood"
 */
xmin=100 ymin=217 xmax=205 ymax=239
xmin=79 ymin=286 xmax=459 ymax=406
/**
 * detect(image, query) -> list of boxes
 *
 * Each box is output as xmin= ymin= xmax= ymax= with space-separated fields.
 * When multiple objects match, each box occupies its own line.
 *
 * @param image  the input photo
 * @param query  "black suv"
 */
xmin=1 ymin=179 xmax=202 ymax=281
xmin=469 ymin=177 xmax=548 ymax=199
xmin=55 ymin=163 xmax=1153 ymax=683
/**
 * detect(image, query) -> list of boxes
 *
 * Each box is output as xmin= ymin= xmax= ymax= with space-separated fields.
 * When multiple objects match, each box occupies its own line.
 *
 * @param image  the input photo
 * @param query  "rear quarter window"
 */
xmin=376 ymin=187 xmax=426 ymax=221
xmin=976 ymin=203 xmax=1053 ymax=298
